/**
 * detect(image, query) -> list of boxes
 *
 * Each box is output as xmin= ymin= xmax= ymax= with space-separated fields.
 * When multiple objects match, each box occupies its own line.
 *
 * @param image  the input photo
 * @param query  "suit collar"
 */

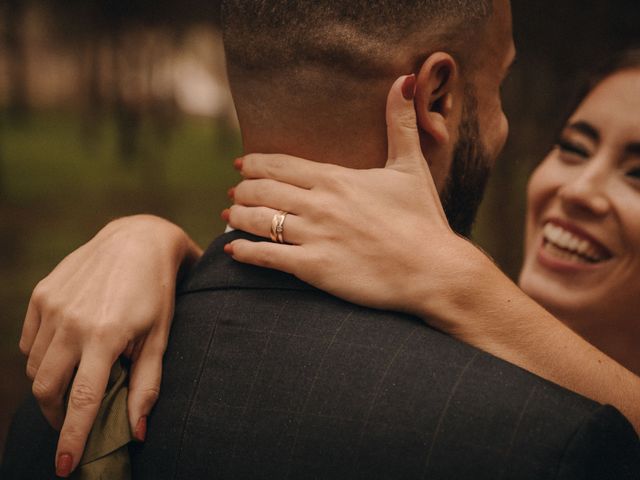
xmin=178 ymin=230 xmax=315 ymax=295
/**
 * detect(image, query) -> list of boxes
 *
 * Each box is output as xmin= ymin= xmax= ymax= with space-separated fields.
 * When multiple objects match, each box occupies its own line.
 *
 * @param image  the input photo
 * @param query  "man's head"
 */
xmin=222 ymin=0 xmax=515 ymax=235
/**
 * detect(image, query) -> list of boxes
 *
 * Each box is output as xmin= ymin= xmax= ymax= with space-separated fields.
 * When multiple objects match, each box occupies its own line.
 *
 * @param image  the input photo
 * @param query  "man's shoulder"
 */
xmin=178 ymin=230 xmax=316 ymax=295
xmin=165 ymin=231 xmax=639 ymax=478
xmin=166 ymin=282 xmax=639 ymax=478
xmin=175 ymin=230 xmax=600 ymax=418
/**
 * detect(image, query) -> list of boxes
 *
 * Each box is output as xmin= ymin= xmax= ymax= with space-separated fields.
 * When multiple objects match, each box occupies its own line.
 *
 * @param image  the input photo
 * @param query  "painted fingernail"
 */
xmin=221 ymin=209 xmax=230 ymax=222
xmin=56 ymin=453 xmax=73 ymax=477
xmin=134 ymin=416 xmax=147 ymax=442
xmin=224 ymin=243 xmax=234 ymax=255
xmin=227 ymin=187 xmax=235 ymax=199
xmin=402 ymin=74 xmax=416 ymax=101
xmin=233 ymin=158 xmax=243 ymax=171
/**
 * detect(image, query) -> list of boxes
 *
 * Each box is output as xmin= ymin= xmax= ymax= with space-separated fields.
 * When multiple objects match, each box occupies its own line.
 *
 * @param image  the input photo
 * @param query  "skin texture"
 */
xmin=520 ymin=69 xmax=640 ymax=375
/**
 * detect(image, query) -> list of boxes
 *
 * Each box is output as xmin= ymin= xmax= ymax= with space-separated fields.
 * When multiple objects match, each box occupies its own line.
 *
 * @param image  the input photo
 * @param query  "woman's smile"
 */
xmin=520 ymin=69 xmax=640 ymax=349
xmin=536 ymin=219 xmax=613 ymax=271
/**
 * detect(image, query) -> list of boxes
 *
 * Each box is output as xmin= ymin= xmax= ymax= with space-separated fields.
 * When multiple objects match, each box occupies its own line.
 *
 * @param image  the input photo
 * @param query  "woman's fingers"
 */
xmin=31 ymin=339 xmax=78 ymax=430
xmin=127 ymin=336 xmax=164 ymax=442
xmin=385 ymin=74 xmax=428 ymax=173
xmin=25 ymin=321 xmax=55 ymax=380
xmin=55 ymin=349 xmax=113 ymax=477
xmin=227 ymin=240 xmax=306 ymax=275
xmin=385 ymin=74 xmax=446 ymax=219
xmin=238 ymin=153 xmax=343 ymax=189
xmin=19 ymin=298 xmax=41 ymax=356
xmin=229 ymin=205 xmax=305 ymax=245
xmin=234 ymin=179 xmax=310 ymax=214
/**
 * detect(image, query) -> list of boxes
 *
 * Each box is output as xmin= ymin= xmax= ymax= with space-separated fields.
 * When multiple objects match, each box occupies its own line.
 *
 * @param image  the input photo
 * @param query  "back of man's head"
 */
xmin=221 ymin=0 xmax=497 ymax=171
xmin=222 ymin=1 xmax=492 ymax=78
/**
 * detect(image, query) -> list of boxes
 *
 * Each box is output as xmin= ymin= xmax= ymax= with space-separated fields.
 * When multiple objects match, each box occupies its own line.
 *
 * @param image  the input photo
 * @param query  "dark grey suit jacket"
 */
xmin=3 ymin=231 xmax=640 ymax=479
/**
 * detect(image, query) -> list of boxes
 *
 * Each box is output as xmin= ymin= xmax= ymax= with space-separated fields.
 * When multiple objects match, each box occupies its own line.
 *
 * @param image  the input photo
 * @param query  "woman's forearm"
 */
xmin=106 ymin=214 xmax=203 ymax=281
xmin=410 ymin=241 xmax=640 ymax=433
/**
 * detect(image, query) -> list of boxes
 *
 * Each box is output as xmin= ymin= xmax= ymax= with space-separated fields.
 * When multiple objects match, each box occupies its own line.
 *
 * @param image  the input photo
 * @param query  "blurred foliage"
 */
xmin=0 ymin=109 xmax=241 ymax=348
xmin=0 ymin=108 xmax=241 ymax=454
xmin=33 ymin=0 xmax=221 ymax=32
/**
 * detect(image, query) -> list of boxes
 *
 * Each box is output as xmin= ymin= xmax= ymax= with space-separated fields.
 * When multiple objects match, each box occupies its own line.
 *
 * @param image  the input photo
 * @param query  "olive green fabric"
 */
xmin=71 ymin=359 xmax=132 ymax=480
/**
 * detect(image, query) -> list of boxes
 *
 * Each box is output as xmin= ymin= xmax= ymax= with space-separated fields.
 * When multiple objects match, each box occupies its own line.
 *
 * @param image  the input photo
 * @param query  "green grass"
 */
xmin=2 ymin=111 xmax=241 ymax=197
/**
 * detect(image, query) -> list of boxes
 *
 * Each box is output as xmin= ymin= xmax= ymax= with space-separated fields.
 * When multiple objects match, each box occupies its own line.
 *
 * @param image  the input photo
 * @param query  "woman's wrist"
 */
xmin=404 ymin=235 xmax=492 ymax=328
xmin=406 ymin=237 xmax=640 ymax=432
xmin=102 ymin=215 xmax=202 ymax=274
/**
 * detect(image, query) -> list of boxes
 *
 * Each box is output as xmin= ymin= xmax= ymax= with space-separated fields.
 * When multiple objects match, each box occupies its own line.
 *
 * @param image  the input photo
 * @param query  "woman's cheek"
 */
xmin=526 ymin=164 xmax=551 ymax=215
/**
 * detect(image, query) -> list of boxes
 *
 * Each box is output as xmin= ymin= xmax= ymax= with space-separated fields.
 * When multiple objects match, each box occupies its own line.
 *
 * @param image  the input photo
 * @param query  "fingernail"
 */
xmin=227 ymin=187 xmax=235 ymax=199
xmin=233 ymin=158 xmax=243 ymax=171
xmin=56 ymin=453 xmax=73 ymax=477
xmin=223 ymin=243 xmax=234 ymax=255
xmin=134 ymin=416 xmax=147 ymax=442
xmin=221 ymin=209 xmax=230 ymax=222
xmin=402 ymin=74 xmax=416 ymax=101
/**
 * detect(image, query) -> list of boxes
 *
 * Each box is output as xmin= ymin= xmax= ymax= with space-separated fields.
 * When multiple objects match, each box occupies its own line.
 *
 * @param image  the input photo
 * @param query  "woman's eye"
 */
xmin=556 ymin=139 xmax=589 ymax=159
xmin=627 ymin=167 xmax=640 ymax=180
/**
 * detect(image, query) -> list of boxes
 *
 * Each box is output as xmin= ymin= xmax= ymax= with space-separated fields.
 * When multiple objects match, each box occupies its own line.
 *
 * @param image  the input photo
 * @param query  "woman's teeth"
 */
xmin=542 ymin=223 xmax=607 ymax=263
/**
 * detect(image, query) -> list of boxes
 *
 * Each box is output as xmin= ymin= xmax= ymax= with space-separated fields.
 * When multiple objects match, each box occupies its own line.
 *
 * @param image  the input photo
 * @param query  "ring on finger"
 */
xmin=270 ymin=211 xmax=288 ymax=244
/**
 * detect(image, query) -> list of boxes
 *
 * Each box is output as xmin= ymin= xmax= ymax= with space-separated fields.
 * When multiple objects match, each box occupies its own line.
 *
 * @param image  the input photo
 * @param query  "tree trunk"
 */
xmin=4 ymin=0 xmax=29 ymax=122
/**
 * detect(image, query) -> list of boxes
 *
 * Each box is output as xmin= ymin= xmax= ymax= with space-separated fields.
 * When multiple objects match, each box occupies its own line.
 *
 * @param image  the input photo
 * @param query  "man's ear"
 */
xmin=414 ymin=52 xmax=459 ymax=147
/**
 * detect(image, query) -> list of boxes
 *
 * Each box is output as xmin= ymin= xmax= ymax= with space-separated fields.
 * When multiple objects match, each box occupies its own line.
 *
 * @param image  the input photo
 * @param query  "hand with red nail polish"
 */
xmin=220 ymin=75 xmax=448 ymax=314
xmin=56 ymin=453 xmax=73 ymax=478
xmin=401 ymin=74 xmax=416 ymax=100
xmin=134 ymin=416 xmax=148 ymax=442
xmin=18 ymin=215 xmax=204 ymax=475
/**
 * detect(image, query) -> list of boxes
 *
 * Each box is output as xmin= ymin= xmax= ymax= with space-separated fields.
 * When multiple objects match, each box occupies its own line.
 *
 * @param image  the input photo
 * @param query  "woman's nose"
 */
xmin=558 ymin=166 xmax=611 ymax=217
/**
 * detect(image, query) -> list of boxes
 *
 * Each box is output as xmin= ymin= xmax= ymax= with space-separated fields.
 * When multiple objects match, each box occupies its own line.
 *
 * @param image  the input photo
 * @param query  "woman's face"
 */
xmin=519 ymin=69 xmax=640 ymax=336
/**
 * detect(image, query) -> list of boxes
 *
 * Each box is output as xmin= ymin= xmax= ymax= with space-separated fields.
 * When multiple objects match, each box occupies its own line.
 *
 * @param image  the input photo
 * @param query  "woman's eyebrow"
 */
xmin=566 ymin=121 xmax=600 ymax=142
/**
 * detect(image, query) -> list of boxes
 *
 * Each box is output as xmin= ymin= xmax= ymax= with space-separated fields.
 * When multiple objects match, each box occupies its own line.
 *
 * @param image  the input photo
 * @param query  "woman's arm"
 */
xmin=413 ymin=242 xmax=640 ymax=432
xmin=224 ymin=76 xmax=640 ymax=432
xmin=228 ymin=161 xmax=640 ymax=435
xmin=19 ymin=214 xmax=201 ymax=475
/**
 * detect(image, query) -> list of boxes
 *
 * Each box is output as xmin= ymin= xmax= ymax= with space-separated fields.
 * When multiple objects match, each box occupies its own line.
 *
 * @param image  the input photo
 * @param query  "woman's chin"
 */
xmin=519 ymin=266 xmax=615 ymax=340
xmin=519 ymin=236 xmax=618 ymax=314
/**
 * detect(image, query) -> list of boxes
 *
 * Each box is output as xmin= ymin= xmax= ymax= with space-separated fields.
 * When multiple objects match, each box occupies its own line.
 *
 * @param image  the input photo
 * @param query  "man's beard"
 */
xmin=440 ymin=88 xmax=491 ymax=238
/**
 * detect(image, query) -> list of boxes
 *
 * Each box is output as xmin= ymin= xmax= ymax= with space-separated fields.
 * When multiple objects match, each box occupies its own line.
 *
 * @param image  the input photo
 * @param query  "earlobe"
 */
xmin=415 ymin=52 xmax=459 ymax=147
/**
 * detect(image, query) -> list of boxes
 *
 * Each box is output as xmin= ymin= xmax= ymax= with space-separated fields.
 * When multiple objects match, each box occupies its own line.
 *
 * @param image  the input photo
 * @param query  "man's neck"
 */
xmin=240 ymin=124 xmax=388 ymax=170
xmin=231 ymin=74 xmax=393 ymax=170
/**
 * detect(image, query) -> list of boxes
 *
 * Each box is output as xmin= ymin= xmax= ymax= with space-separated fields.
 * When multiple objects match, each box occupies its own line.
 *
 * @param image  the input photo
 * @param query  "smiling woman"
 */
xmin=520 ymin=63 xmax=640 ymax=374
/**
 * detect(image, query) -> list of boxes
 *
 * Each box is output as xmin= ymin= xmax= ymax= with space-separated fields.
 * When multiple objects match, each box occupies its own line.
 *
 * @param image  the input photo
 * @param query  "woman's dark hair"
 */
xmin=563 ymin=48 xmax=640 ymax=127
xmin=532 ymin=48 xmax=640 ymax=173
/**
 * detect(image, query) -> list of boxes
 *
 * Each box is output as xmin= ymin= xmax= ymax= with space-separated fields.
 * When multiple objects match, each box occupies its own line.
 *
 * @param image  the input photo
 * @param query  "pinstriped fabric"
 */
xmin=3 ymin=231 xmax=637 ymax=479
xmin=126 ymin=232 xmax=640 ymax=479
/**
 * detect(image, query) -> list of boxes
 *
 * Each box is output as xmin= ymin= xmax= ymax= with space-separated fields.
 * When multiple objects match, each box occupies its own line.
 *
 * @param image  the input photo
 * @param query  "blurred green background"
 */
xmin=1 ymin=0 xmax=639 ymax=457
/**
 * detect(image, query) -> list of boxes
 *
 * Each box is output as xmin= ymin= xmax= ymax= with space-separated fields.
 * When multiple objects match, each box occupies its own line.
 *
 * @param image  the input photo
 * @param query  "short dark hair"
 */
xmin=222 ymin=0 xmax=493 ymax=79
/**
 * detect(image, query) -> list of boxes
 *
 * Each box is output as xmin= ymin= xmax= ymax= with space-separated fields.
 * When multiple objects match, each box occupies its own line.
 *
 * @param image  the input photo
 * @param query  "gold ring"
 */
xmin=270 ymin=211 xmax=288 ymax=243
